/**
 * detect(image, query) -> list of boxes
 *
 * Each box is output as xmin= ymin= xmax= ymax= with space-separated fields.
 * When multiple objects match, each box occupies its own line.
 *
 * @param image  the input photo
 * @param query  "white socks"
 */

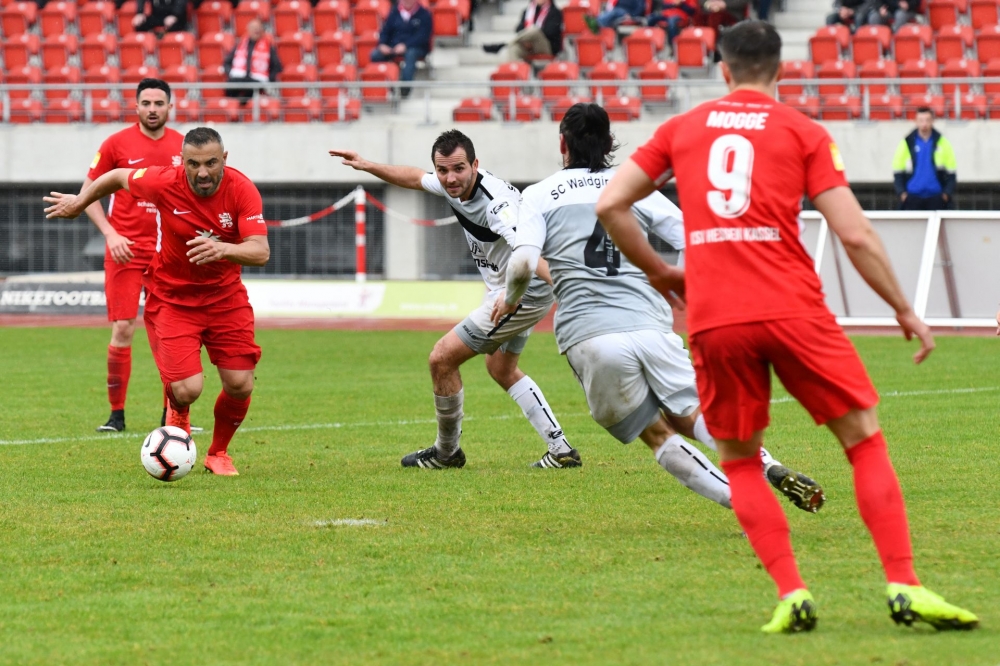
xmin=507 ymin=376 xmax=573 ymax=455
xmin=433 ymin=390 xmax=464 ymax=457
xmin=655 ymin=434 xmax=732 ymax=509
xmin=693 ymin=413 xmax=779 ymax=470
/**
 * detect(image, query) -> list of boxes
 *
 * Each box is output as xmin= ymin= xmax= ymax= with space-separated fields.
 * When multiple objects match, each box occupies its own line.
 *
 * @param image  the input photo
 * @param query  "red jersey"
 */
xmin=631 ymin=89 xmax=849 ymax=335
xmin=87 ymin=124 xmax=184 ymax=253
xmin=127 ymin=165 xmax=267 ymax=307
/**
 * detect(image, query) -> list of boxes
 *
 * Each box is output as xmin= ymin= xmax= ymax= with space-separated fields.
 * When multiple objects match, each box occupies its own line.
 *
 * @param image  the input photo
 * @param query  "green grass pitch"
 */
xmin=0 ymin=327 xmax=996 ymax=665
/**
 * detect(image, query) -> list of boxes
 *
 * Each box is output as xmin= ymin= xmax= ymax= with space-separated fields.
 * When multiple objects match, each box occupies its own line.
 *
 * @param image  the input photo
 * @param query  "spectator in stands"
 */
xmin=825 ymin=0 xmax=875 ymax=30
xmin=371 ymin=0 xmax=433 ymax=99
xmin=133 ymin=0 xmax=188 ymax=33
xmin=752 ymin=0 xmax=771 ymax=21
xmin=594 ymin=0 xmax=647 ymax=29
xmin=647 ymin=0 xmax=699 ymax=48
xmin=481 ymin=0 xmax=564 ymax=64
xmin=224 ymin=19 xmax=283 ymax=103
xmin=865 ymin=0 xmax=921 ymax=31
xmin=893 ymin=107 xmax=957 ymax=210
xmin=699 ymin=0 xmax=750 ymax=38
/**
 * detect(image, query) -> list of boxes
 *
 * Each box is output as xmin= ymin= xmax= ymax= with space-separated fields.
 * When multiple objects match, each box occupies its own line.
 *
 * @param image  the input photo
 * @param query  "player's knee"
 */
xmin=171 ymin=380 xmax=202 ymax=406
xmin=110 ymin=320 xmax=136 ymax=346
xmin=485 ymin=359 xmax=520 ymax=389
xmin=221 ymin=372 xmax=254 ymax=400
xmin=428 ymin=344 xmax=453 ymax=377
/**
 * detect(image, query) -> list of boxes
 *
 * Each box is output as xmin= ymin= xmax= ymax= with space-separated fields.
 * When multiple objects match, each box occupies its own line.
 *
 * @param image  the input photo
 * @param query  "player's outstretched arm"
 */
xmin=44 ymin=168 xmax=132 ymax=220
xmin=187 ymin=234 xmax=270 ymax=267
xmin=814 ymin=186 xmax=934 ymax=363
xmin=79 ymin=176 xmax=134 ymax=264
xmin=597 ymin=159 xmax=685 ymax=310
xmin=328 ymin=149 xmax=425 ymax=190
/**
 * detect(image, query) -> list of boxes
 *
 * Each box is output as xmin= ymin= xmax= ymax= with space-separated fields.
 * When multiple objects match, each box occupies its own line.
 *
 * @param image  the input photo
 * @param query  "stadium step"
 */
xmin=773 ymin=10 xmax=832 ymax=30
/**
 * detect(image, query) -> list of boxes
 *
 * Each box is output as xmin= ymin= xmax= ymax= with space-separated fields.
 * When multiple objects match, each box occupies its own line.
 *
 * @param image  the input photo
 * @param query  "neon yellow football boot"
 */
xmin=761 ymin=589 xmax=818 ymax=634
xmin=887 ymin=584 xmax=979 ymax=630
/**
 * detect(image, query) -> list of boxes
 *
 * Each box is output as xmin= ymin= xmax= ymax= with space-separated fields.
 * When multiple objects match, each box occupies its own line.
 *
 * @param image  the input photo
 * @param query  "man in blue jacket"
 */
xmin=371 ymin=0 xmax=433 ymax=98
xmin=596 ymin=0 xmax=648 ymax=28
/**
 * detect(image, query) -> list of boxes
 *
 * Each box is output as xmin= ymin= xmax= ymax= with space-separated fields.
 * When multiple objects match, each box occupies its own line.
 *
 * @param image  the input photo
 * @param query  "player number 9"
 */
xmin=706 ymin=134 xmax=754 ymax=218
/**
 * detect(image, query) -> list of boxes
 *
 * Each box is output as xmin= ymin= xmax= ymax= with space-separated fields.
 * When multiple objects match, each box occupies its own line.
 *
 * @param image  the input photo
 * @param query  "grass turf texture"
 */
xmin=0 ymin=327 xmax=996 ymax=665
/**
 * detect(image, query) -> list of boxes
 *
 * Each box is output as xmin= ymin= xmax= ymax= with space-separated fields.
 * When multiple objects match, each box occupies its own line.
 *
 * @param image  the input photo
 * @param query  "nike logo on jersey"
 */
xmin=128 ymin=158 xmax=145 ymax=165
xmin=174 ymin=209 xmax=192 ymax=215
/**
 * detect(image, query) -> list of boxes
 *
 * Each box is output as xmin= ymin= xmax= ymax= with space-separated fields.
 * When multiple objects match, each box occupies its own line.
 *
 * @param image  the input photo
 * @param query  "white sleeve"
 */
xmin=633 ymin=191 xmax=685 ymax=250
xmin=420 ymin=172 xmax=446 ymax=196
xmin=485 ymin=196 xmax=519 ymax=246
xmin=512 ymin=190 xmax=547 ymax=250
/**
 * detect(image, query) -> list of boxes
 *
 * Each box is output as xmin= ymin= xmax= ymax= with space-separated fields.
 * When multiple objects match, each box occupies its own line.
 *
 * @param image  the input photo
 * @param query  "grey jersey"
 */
xmin=516 ymin=168 xmax=685 ymax=353
xmin=421 ymin=169 xmax=552 ymax=302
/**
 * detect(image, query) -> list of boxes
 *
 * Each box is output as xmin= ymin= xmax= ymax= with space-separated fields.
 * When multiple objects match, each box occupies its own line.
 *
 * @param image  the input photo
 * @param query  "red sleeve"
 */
xmin=235 ymin=178 xmax=267 ymax=237
xmin=802 ymin=121 xmax=850 ymax=200
xmin=86 ymin=135 xmax=117 ymax=181
xmin=127 ymin=166 xmax=173 ymax=205
xmin=630 ymin=120 xmax=675 ymax=187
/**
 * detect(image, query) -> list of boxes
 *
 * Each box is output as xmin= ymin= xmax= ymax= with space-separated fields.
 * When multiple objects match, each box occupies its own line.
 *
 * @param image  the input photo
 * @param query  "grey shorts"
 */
xmin=453 ymin=291 xmax=554 ymax=355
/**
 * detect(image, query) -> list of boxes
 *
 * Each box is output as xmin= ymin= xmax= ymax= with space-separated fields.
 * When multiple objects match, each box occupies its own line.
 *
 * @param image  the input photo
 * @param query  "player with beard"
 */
xmin=84 ymin=78 xmax=186 ymax=433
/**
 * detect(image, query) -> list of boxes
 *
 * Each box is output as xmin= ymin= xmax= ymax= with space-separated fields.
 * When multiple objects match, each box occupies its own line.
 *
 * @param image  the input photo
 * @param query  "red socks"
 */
xmin=107 ymin=345 xmax=132 ymax=411
xmin=721 ymin=455 xmax=806 ymax=598
xmin=846 ymin=431 xmax=920 ymax=586
xmin=209 ymin=391 xmax=251 ymax=456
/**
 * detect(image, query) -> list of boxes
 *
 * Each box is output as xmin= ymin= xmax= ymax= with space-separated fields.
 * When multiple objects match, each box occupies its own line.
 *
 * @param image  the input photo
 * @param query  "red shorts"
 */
xmin=103 ymin=249 xmax=153 ymax=322
xmin=689 ymin=315 xmax=879 ymax=442
xmin=143 ymin=290 xmax=261 ymax=384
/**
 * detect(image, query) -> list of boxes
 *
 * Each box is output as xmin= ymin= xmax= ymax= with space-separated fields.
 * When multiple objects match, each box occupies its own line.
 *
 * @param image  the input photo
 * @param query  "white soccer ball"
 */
xmin=141 ymin=426 xmax=197 ymax=482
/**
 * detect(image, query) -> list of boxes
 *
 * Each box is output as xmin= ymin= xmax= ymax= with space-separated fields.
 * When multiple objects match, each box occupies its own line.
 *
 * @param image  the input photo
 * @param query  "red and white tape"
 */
xmin=263 ymin=189 xmax=458 ymax=228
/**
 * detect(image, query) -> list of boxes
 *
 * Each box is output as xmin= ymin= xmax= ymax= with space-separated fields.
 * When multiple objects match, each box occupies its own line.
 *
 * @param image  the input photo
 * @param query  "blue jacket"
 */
xmin=378 ymin=5 xmax=433 ymax=51
xmin=612 ymin=0 xmax=647 ymax=16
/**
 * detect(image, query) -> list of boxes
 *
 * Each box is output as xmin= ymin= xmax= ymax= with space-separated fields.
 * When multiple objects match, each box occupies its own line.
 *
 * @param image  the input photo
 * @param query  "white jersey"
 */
xmin=421 ymin=169 xmax=551 ymax=302
xmin=515 ymin=167 xmax=685 ymax=353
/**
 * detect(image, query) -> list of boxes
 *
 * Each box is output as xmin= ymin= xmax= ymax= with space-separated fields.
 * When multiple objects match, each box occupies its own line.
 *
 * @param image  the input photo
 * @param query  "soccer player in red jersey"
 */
xmin=84 ymin=78 xmax=184 ymax=433
xmin=46 ymin=128 xmax=270 ymax=477
xmin=595 ymin=20 xmax=978 ymax=633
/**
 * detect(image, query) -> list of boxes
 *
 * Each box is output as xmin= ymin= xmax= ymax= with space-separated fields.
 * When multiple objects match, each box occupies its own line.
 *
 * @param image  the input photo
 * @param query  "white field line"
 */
xmin=1 ymin=385 xmax=997 ymax=447
xmin=312 ymin=518 xmax=386 ymax=527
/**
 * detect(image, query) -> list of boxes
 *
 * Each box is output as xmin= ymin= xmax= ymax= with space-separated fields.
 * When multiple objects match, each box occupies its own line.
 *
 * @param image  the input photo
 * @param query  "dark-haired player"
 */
xmin=330 ymin=131 xmax=579 ymax=469
xmin=84 ymin=78 xmax=183 ymax=433
xmin=47 ymin=128 xmax=270 ymax=477
xmin=596 ymin=20 xmax=978 ymax=633
xmin=497 ymin=102 xmax=824 ymax=513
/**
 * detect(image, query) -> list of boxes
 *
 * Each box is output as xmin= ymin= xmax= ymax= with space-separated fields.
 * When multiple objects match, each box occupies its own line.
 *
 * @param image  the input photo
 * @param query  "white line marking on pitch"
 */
xmin=1 ymin=385 xmax=996 ymax=447
xmin=312 ymin=519 xmax=386 ymax=528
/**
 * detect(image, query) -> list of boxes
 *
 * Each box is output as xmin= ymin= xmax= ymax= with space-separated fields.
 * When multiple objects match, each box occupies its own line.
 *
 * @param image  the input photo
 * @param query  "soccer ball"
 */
xmin=141 ymin=426 xmax=197 ymax=482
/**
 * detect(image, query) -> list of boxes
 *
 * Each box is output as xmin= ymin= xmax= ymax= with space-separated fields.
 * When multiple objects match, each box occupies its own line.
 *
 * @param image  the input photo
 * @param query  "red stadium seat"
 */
xmin=899 ymin=59 xmax=938 ymax=94
xmin=433 ymin=0 xmax=465 ymax=39
xmin=196 ymin=0 xmax=233 ymax=34
xmin=935 ymin=24 xmax=974 ymax=64
xmin=274 ymin=0 xmax=312 ymax=36
xmin=314 ymin=0 xmax=349 ymax=34
xmin=278 ymin=63 xmax=318 ymax=98
xmin=808 ymin=25 xmax=850 ymax=65
xmin=40 ymin=1 xmax=77 ymax=37
xmin=319 ymin=63 xmax=357 ymax=97
xmin=948 ymin=91 xmax=987 ymax=118
xmin=502 ymin=94 xmax=543 ymax=121
xmin=1 ymin=34 xmax=41 ymax=70
xmin=354 ymin=31 xmax=380 ymax=68
xmin=79 ymin=1 xmax=115 ymax=36
xmin=903 ymin=92 xmax=946 ymax=117
xmin=983 ymin=57 xmax=1000 ymax=92
xmin=817 ymin=60 xmax=856 ymax=95
xmin=321 ymin=96 xmax=362 ymax=121
xmin=574 ymin=32 xmax=610 ymax=69
xmin=784 ymin=94 xmax=820 ymax=118
xmin=852 ymin=25 xmax=891 ymax=65
xmin=158 ymin=32 xmax=195 ymax=69
xmin=988 ymin=92 xmax=1000 ymax=117
xmin=234 ymin=0 xmax=271 ymax=36
xmin=122 ymin=65 xmax=160 ymax=86
xmin=550 ymin=95 xmax=591 ymax=121
xmin=623 ymin=28 xmax=667 ymax=68
xmin=117 ymin=0 xmax=136 ymax=35
xmin=976 ymin=25 xmax=1000 ymax=63
xmin=1 ymin=2 xmax=38 ymax=37
xmin=435 ymin=0 xmax=471 ymax=21
xmin=820 ymin=94 xmax=861 ymax=120
xmin=8 ymin=98 xmax=43 ymax=124
xmin=202 ymin=97 xmax=242 ymax=123
xmin=174 ymin=98 xmax=201 ymax=122
xmin=778 ymin=60 xmax=814 ymax=98
xmin=675 ymin=26 xmax=716 ymax=67
xmin=42 ymin=65 xmax=81 ymax=100
xmin=162 ymin=64 xmax=198 ymax=98
xmin=453 ymin=97 xmax=494 ymax=121
xmin=637 ymin=60 xmax=678 ymax=103
xmin=81 ymin=33 xmax=116 ymax=70
xmin=316 ymin=30 xmax=355 ymax=67
xmin=83 ymin=64 xmax=120 ymax=99
xmin=41 ymin=34 xmax=78 ymax=70
xmin=120 ymin=32 xmax=157 ymax=70
xmin=970 ymin=0 xmax=1000 ymax=28
xmin=538 ymin=61 xmax=581 ymax=102
xmin=893 ymin=24 xmax=932 ymax=64
xmin=198 ymin=32 xmax=235 ymax=69
xmin=928 ymin=0 xmax=961 ymax=30
xmin=359 ymin=61 xmax=398 ymax=103
xmin=589 ymin=61 xmax=628 ymax=99
xmin=6 ymin=65 xmax=41 ymax=99
xmin=44 ymin=98 xmax=83 ymax=123
xmin=352 ymin=0 xmax=389 ymax=36
xmin=869 ymin=93 xmax=903 ymax=119
xmin=859 ymin=59 xmax=898 ymax=95
xmin=941 ymin=57 xmax=981 ymax=92
xmin=490 ymin=61 xmax=531 ymax=105
xmin=604 ymin=95 xmax=641 ymax=121
xmin=92 ymin=98 xmax=123 ymax=123
xmin=245 ymin=95 xmax=282 ymax=122
xmin=201 ymin=65 xmax=228 ymax=98
xmin=282 ymin=96 xmax=321 ymax=122
xmin=277 ymin=32 xmax=315 ymax=66
xmin=563 ymin=0 xmax=598 ymax=36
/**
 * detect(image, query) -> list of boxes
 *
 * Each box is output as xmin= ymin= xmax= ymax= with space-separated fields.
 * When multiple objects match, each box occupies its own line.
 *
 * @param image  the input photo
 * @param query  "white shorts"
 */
xmin=565 ymin=329 xmax=700 ymax=444
xmin=454 ymin=290 xmax=554 ymax=355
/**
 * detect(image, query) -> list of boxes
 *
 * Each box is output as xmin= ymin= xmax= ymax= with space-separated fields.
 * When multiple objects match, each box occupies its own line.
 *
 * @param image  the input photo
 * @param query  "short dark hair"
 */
xmin=184 ymin=127 xmax=224 ymax=149
xmin=136 ymin=78 xmax=172 ymax=101
xmin=915 ymin=106 xmax=934 ymax=116
xmin=431 ymin=130 xmax=476 ymax=165
xmin=559 ymin=103 xmax=619 ymax=172
xmin=718 ymin=20 xmax=782 ymax=86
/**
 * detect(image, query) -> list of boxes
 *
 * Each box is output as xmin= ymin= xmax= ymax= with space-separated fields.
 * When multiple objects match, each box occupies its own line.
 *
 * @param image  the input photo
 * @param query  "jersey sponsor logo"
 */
xmin=128 ymin=158 xmax=145 ymax=165
xmin=133 ymin=168 xmax=147 ymax=179
xmin=829 ymin=143 xmax=845 ymax=171
xmin=688 ymin=226 xmax=781 ymax=246
xmin=219 ymin=212 xmax=233 ymax=229
xmin=705 ymin=111 xmax=769 ymax=131
xmin=90 ymin=152 xmax=101 ymax=169
xmin=490 ymin=201 xmax=509 ymax=216
xmin=172 ymin=155 xmax=182 ymax=167
xmin=174 ymin=208 xmax=192 ymax=215
xmin=247 ymin=213 xmax=265 ymax=224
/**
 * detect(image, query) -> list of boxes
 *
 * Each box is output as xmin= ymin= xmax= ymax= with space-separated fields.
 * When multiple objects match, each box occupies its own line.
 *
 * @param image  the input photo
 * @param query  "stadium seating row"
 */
xmin=490 ymin=59 xmax=679 ymax=104
xmin=782 ymin=90 xmax=1000 ymax=119
xmin=782 ymin=56 xmax=1000 ymax=94
xmin=453 ymin=94 xmax=643 ymax=122
xmin=810 ymin=22 xmax=1000 ymax=66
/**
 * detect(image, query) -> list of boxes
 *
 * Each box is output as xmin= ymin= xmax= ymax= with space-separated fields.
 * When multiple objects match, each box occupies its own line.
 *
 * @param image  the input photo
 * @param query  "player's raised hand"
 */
xmin=106 ymin=232 xmax=135 ymax=264
xmin=186 ymin=235 xmax=227 ymax=265
xmin=896 ymin=308 xmax=935 ymax=364
xmin=491 ymin=290 xmax=520 ymax=326
xmin=43 ymin=192 xmax=85 ymax=219
xmin=329 ymin=149 xmax=368 ymax=171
